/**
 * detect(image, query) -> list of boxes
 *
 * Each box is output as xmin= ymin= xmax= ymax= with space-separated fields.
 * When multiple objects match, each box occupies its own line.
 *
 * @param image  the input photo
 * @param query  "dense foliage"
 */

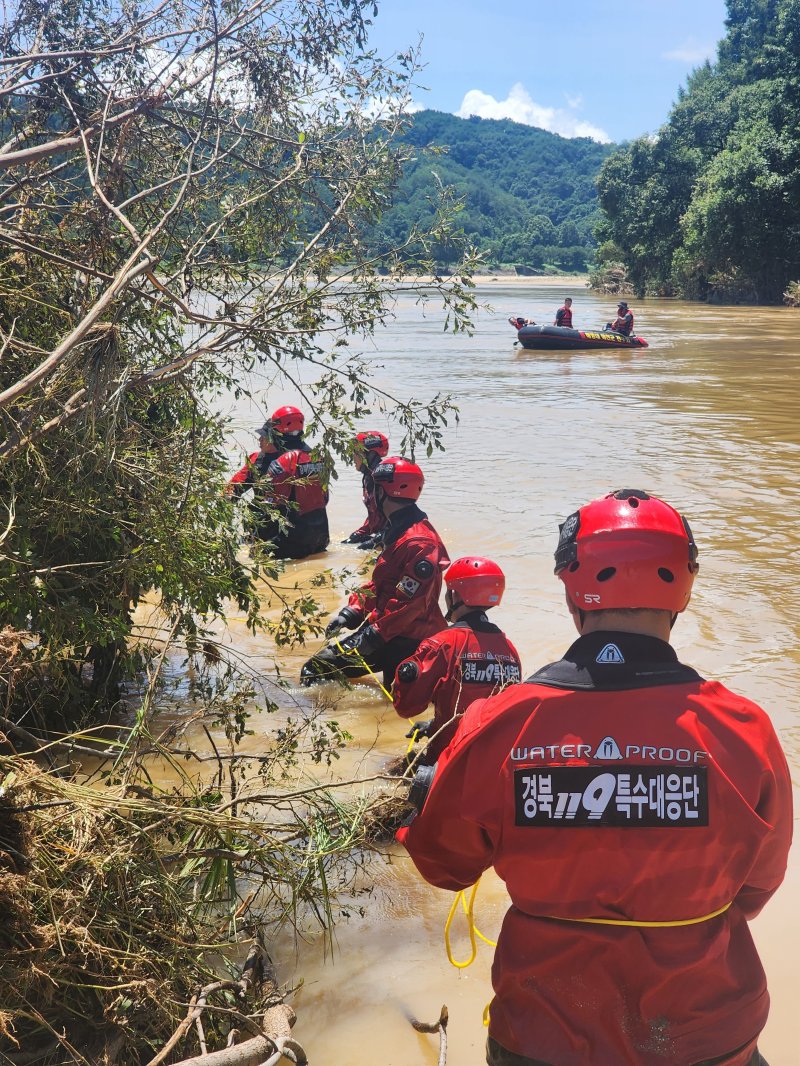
xmin=365 ymin=110 xmax=614 ymax=272
xmin=0 ymin=0 xmax=473 ymax=725
xmin=596 ymin=0 xmax=800 ymax=303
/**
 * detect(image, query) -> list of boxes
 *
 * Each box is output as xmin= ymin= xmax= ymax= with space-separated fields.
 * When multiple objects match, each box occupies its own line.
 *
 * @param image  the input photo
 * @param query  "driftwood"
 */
xmin=411 ymin=1005 xmax=449 ymax=1066
xmin=168 ymin=1034 xmax=306 ymax=1066
xmin=149 ymin=943 xmax=304 ymax=1066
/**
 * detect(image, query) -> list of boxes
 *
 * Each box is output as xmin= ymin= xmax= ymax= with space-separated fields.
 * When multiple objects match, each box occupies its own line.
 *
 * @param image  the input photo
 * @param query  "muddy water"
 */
xmin=211 ymin=280 xmax=800 ymax=1065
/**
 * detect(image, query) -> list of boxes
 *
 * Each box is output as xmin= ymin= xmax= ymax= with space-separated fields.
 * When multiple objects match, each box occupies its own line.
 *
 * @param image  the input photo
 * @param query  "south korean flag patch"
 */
xmin=396 ymin=574 xmax=421 ymax=598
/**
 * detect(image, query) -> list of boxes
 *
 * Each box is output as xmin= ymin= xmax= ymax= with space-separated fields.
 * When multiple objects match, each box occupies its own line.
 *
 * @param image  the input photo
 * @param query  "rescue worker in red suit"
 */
xmin=341 ymin=431 xmax=389 ymax=551
xmin=553 ymin=297 xmax=573 ymax=329
xmin=398 ymin=490 xmax=792 ymax=1066
xmin=227 ymin=405 xmax=329 ymax=559
xmin=300 ymin=457 xmax=449 ymax=686
xmin=607 ymin=299 xmax=634 ymax=336
xmin=393 ymin=557 xmax=522 ymax=764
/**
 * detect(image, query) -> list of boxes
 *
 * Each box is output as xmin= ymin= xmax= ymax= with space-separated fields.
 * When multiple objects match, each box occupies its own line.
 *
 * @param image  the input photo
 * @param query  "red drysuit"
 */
xmin=265 ymin=448 xmax=327 ymax=514
xmin=347 ymin=504 xmax=449 ymax=643
xmin=398 ymin=631 xmax=792 ymax=1066
xmin=393 ymin=612 xmax=522 ymax=761
xmin=350 ymin=468 xmax=387 ymax=539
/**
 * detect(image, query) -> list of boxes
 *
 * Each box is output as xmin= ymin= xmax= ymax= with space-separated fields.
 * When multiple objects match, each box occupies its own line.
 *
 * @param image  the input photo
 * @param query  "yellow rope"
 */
xmin=405 ymin=726 xmax=420 ymax=755
xmin=333 ymin=637 xmax=420 ymax=754
xmin=443 ymin=880 xmax=732 ymax=978
xmin=460 ymin=886 xmax=496 ymax=946
xmin=444 ymin=881 xmax=479 ymax=969
xmin=547 ymin=901 xmax=732 ymax=928
xmin=442 ymin=880 xmax=732 ymax=1031
xmin=333 ymin=639 xmax=394 ymax=701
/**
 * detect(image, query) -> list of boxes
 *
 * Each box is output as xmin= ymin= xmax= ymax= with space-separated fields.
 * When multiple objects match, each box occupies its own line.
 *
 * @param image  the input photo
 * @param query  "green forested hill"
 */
xmin=596 ymin=0 xmax=800 ymax=303
xmin=366 ymin=110 xmax=615 ymax=271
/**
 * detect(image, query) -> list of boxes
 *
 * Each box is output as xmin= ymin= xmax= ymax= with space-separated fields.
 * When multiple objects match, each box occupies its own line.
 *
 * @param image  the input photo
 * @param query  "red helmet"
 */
xmin=355 ymin=431 xmax=389 ymax=468
xmin=372 ymin=456 xmax=424 ymax=500
xmin=445 ymin=557 xmax=505 ymax=608
xmin=270 ymin=405 xmax=304 ymax=435
xmin=555 ymin=489 xmax=699 ymax=613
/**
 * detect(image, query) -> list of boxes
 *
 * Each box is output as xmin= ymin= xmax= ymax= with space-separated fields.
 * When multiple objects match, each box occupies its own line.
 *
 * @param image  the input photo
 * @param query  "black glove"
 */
xmin=396 ymin=660 xmax=419 ymax=683
xmin=356 ymin=531 xmax=384 ymax=551
xmin=342 ymin=530 xmax=371 ymax=544
xmin=325 ymin=605 xmax=362 ymax=639
xmin=405 ymin=719 xmax=434 ymax=740
xmin=351 ymin=623 xmax=383 ymax=658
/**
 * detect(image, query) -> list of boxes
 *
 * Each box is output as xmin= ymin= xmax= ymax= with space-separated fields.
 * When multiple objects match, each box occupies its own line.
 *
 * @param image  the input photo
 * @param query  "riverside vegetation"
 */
xmin=595 ymin=0 xmax=800 ymax=304
xmin=0 ymin=0 xmax=472 ymax=1061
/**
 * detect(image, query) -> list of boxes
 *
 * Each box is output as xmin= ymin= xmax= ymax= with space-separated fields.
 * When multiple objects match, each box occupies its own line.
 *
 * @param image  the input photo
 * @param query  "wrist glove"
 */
xmin=396 ymin=660 xmax=419 ymax=683
xmin=356 ymin=531 xmax=384 ymax=551
xmin=405 ymin=719 xmax=434 ymax=740
xmin=325 ymin=605 xmax=362 ymax=639
xmin=342 ymin=530 xmax=370 ymax=544
xmin=352 ymin=623 xmax=383 ymax=658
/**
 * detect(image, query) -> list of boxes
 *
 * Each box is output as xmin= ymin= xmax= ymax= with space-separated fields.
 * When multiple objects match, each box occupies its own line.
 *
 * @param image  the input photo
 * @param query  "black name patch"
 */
xmin=513 ymin=766 xmax=708 ymax=828
xmin=461 ymin=657 xmax=521 ymax=685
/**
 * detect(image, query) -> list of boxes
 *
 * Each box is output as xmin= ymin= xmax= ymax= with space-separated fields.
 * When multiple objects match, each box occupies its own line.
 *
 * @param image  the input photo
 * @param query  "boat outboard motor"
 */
xmin=407 ymin=762 xmax=437 ymax=812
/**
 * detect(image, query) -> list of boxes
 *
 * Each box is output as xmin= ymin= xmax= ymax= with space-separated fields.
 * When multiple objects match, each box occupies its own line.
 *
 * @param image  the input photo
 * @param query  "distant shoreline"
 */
xmin=475 ymin=273 xmax=589 ymax=287
xmin=394 ymin=273 xmax=590 ymax=288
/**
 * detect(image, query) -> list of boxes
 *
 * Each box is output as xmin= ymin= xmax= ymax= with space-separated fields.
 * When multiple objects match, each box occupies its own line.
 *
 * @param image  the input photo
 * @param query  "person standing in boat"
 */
xmin=398 ymin=489 xmax=792 ymax=1066
xmin=608 ymin=300 xmax=634 ymax=336
xmin=553 ymin=297 xmax=573 ymax=328
xmin=300 ymin=457 xmax=450 ymax=687
xmin=394 ymin=556 xmax=522 ymax=765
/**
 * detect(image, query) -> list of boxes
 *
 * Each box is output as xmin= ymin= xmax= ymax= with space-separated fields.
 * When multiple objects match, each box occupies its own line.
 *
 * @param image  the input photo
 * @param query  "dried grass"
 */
xmin=0 ymin=749 xmax=381 ymax=1065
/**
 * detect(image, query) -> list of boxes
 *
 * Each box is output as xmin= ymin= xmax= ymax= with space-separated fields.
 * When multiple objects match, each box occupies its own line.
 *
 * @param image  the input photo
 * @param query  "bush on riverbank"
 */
xmin=0 ymin=697 xmax=394 ymax=1063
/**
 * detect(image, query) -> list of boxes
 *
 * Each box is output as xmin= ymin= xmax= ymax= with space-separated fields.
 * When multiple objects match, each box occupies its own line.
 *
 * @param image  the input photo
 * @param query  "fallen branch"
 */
xmin=169 ymin=1033 xmax=307 ymax=1066
xmin=148 ymin=943 xmax=302 ymax=1066
xmin=411 ymin=1005 xmax=449 ymax=1066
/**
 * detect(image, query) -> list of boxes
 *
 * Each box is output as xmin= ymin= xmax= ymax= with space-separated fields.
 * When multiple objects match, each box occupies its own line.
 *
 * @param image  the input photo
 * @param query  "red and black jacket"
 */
xmin=398 ymin=631 xmax=792 ymax=1066
xmin=393 ymin=611 xmax=521 ymax=761
xmin=347 ymin=504 xmax=449 ymax=643
xmin=555 ymin=305 xmax=573 ymax=328
xmin=229 ymin=449 xmax=275 ymax=492
xmin=265 ymin=443 xmax=327 ymax=517
xmin=351 ymin=468 xmax=388 ymax=538
xmin=612 ymin=309 xmax=634 ymax=335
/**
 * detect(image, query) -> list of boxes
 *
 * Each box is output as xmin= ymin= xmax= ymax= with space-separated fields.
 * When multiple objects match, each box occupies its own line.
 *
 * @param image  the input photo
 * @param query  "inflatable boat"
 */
xmin=509 ymin=318 xmax=649 ymax=351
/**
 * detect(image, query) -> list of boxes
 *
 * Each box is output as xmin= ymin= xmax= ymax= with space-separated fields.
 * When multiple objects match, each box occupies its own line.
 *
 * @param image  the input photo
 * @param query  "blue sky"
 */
xmin=363 ymin=0 xmax=729 ymax=143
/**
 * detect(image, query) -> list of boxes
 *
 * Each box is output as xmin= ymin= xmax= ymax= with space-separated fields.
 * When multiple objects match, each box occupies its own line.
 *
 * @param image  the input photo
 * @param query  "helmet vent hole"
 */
xmin=596 ymin=567 xmax=616 ymax=582
xmin=658 ymin=567 xmax=675 ymax=583
xmin=628 ymin=497 xmax=640 ymax=508
xmin=568 ymin=561 xmax=580 ymax=573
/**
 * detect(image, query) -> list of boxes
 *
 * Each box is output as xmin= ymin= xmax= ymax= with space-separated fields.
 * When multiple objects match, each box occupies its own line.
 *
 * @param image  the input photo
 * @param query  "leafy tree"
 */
xmin=596 ymin=0 xmax=800 ymax=302
xmin=0 ymin=0 xmax=476 ymax=723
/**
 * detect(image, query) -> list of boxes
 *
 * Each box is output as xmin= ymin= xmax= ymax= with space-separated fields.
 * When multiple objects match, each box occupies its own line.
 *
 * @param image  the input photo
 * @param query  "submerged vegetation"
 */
xmin=0 ymin=686 xmax=401 ymax=1063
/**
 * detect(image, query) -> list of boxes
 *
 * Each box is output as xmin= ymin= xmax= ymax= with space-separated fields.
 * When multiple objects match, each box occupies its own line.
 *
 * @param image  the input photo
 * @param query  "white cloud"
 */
xmin=455 ymin=82 xmax=610 ymax=143
xmin=361 ymin=94 xmax=424 ymax=120
xmin=662 ymin=37 xmax=716 ymax=63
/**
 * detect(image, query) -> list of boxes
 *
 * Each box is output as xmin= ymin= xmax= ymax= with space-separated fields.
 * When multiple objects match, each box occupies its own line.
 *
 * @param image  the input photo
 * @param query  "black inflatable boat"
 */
xmin=509 ymin=318 xmax=649 ymax=351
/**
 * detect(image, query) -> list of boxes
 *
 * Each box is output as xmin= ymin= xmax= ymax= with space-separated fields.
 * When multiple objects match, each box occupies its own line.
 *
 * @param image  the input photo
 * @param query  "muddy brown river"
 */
xmin=177 ymin=279 xmax=800 ymax=1065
